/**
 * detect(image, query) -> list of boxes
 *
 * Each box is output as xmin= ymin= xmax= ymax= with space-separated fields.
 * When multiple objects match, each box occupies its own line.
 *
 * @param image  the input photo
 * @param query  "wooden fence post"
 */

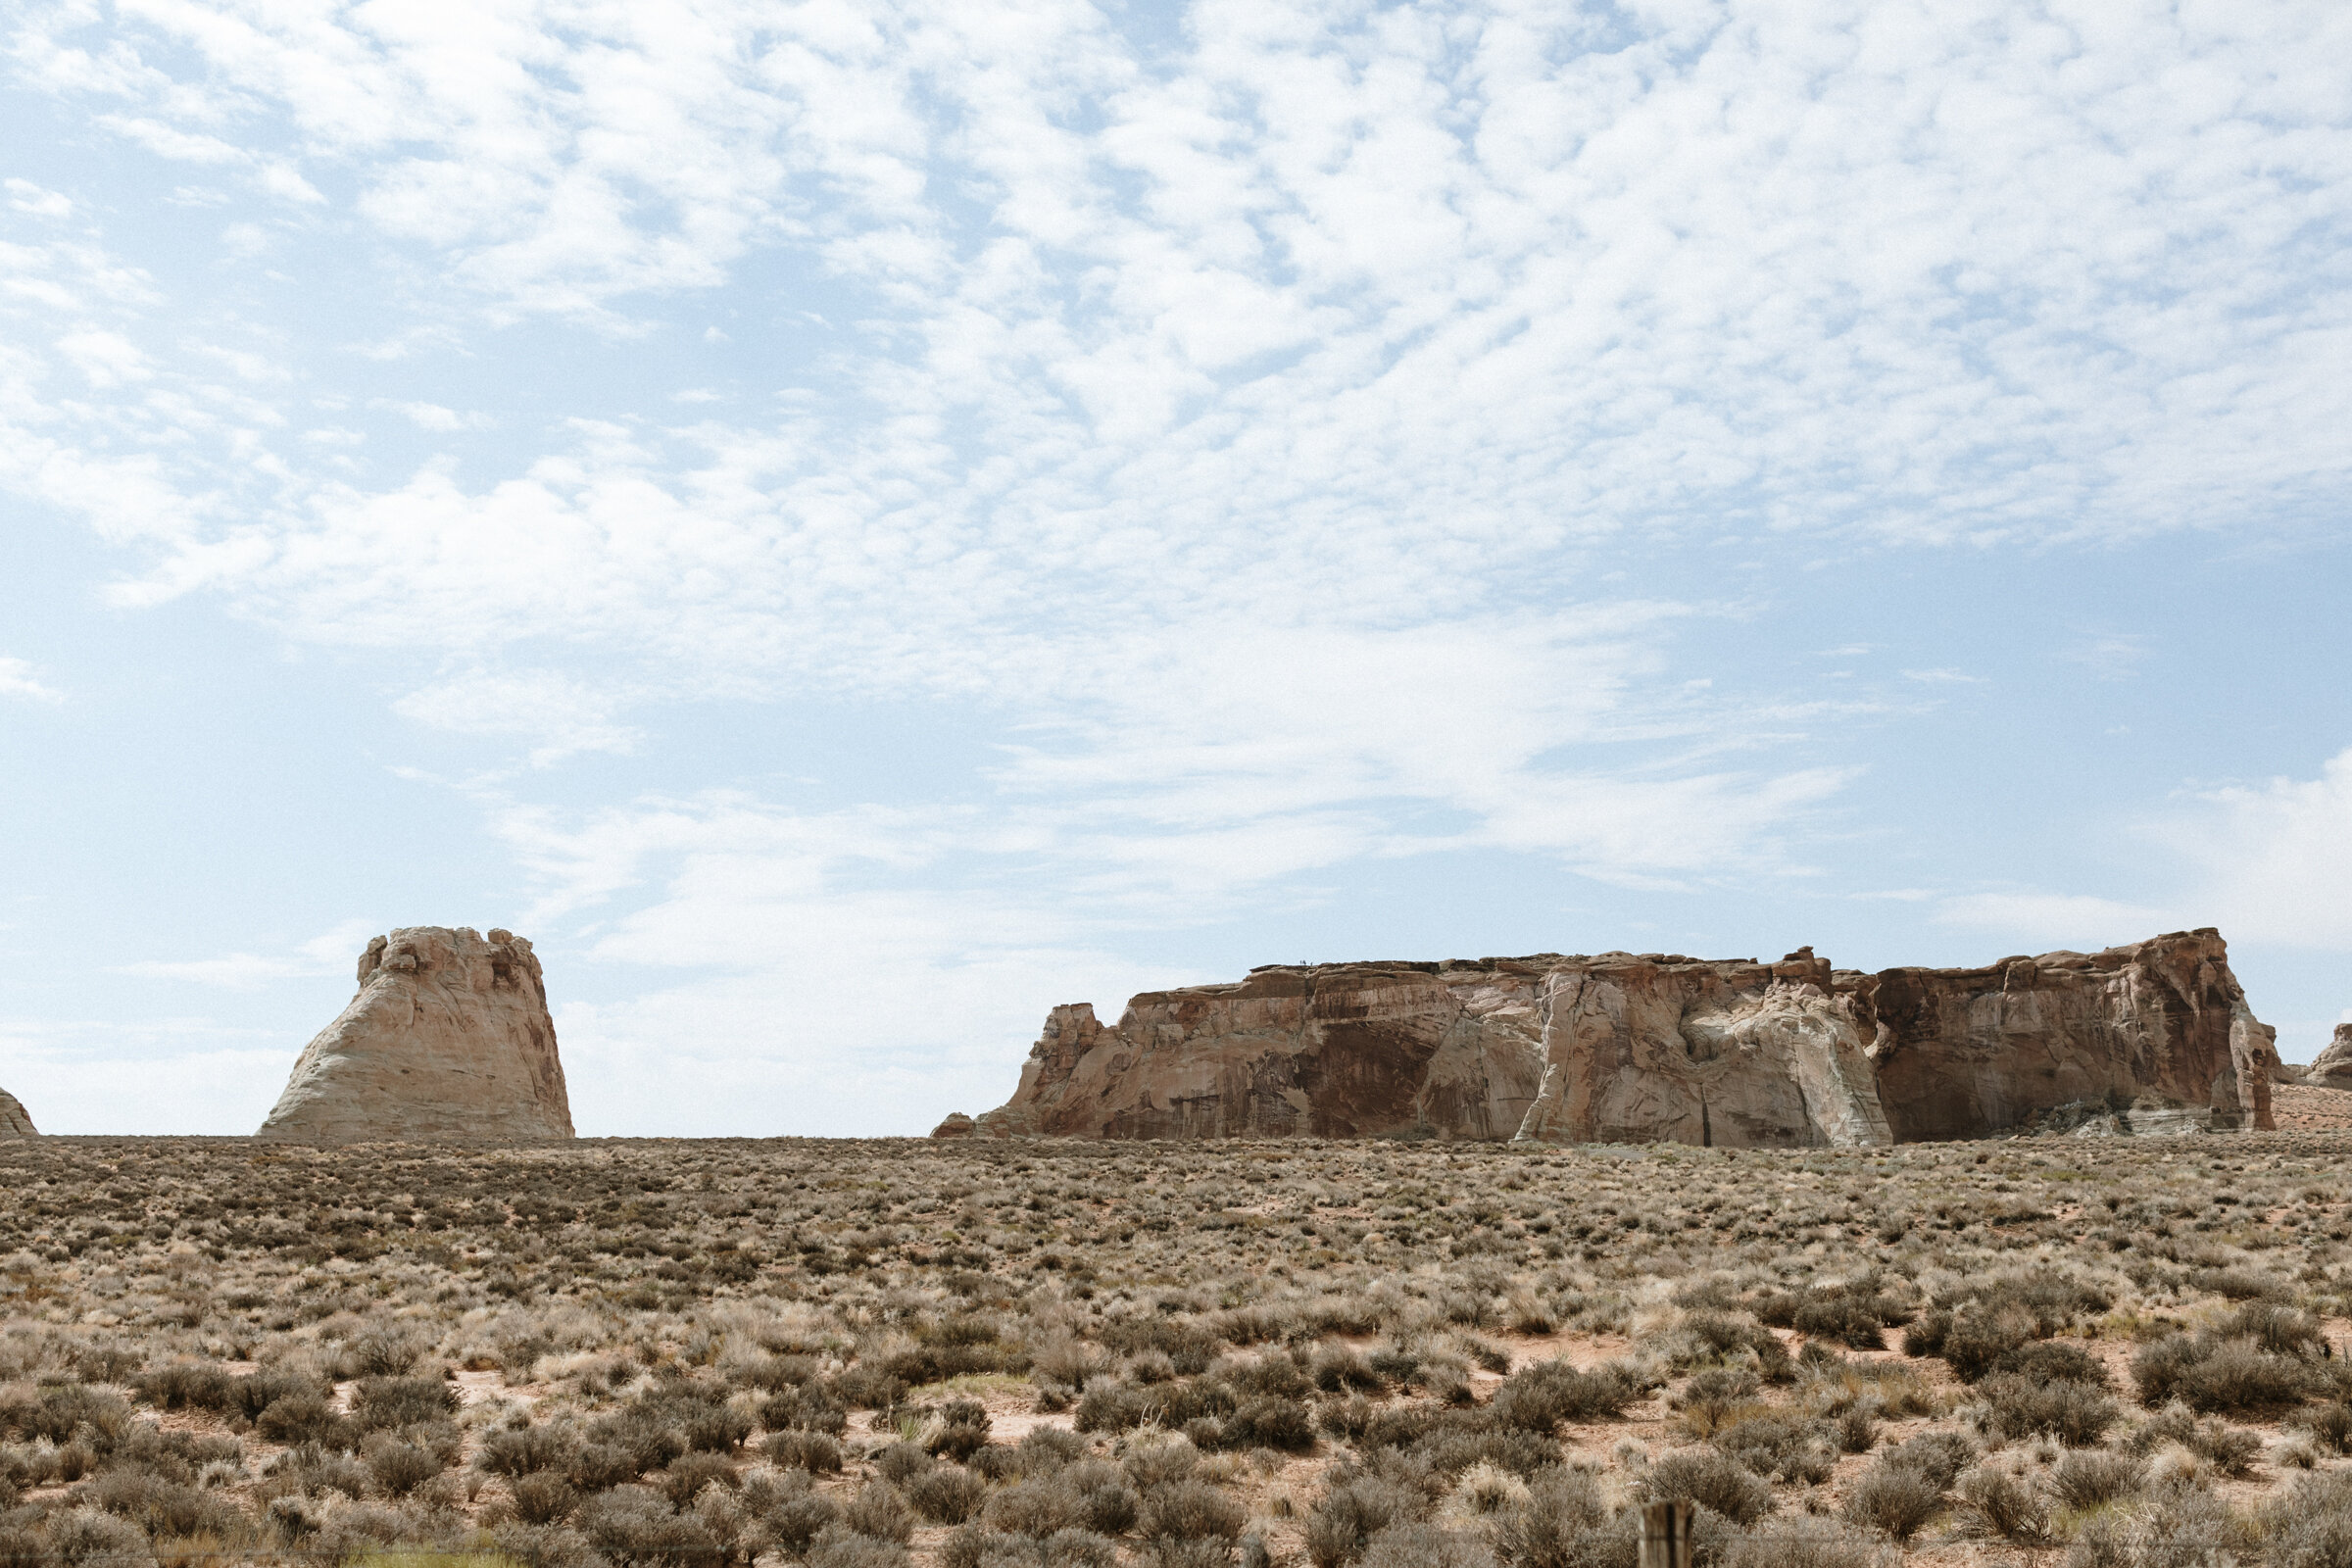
xmin=1639 ymin=1498 xmax=1694 ymax=1568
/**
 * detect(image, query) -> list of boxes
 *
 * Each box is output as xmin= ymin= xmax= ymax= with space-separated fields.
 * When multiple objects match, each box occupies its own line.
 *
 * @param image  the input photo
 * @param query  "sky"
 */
xmin=1 ymin=0 xmax=2348 ymax=1137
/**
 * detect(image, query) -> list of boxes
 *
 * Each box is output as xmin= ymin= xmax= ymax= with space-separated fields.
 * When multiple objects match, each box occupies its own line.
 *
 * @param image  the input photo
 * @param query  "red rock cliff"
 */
xmin=968 ymin=928 xmax=2276 ymax=1145
xmin=976 ymin=949 xmax=1890 ymax=1148
xmin=1852 ymin=929 xmax=2275 ymax=1141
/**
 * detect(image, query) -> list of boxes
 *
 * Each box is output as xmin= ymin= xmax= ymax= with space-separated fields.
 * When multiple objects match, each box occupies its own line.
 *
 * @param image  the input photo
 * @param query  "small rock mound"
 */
xmin=258 ymin=926 xmax=573 ymax=1143
xmin=0 ymin=1087 xmax=34 ymax=1138
xmin=930 ymin=1112 xmax=976 ymax=1139
xmin=2308 ymin=1023 xmax=2352 ymax=1090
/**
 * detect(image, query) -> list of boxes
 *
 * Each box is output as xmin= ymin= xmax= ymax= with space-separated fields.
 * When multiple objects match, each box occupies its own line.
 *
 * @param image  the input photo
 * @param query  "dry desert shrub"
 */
xmin=1842 ymin=1459 xmax=1942 ymax=1542
xmin=1644 ymin=1448 xmax=1772 ymax=1527
xmin=7 ymin=1131 xmax=2352 ymax=1566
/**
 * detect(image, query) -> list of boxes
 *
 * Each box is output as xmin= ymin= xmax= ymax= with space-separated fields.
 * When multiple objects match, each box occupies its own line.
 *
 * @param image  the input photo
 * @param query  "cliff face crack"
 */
xmin=957 ymin=929 xmax=2278 ymax=1146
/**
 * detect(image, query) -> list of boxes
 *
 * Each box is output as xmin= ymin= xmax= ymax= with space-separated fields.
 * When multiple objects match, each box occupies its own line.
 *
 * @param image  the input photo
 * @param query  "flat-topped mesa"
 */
xmin=0 ymin=1087 xmax=34 ymax=1138
xmin=258 ymin=926 xmax=573 ymax=1143
xmin=2306 ymin=1023 xmax=2352 ymax=1090
xmin=977 ymin=947 xmax=1890 ymax=1148
xmin=971 ymin=928 xmax=2277 ymax=1146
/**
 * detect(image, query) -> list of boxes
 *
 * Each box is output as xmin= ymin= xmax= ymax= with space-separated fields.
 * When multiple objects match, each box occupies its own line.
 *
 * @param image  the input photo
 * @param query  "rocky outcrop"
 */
xmin=978 ymin=949 xmax=1891 ymax=1149
xmin=2306 ymin=1024 xmax=2352 ymax=1090
xmin=974 ymin=928 xmax=2275 ymax=1146
xmin=258 ymin=927 xmax=573 ymax=1143
xmin=1858 ymin=930 xmax=2274 ymax=1141
xmin=931 ymin=1113 xmax=976 ymax=1139
xmin=0 ymin=1088 xmax=34 ymax=1138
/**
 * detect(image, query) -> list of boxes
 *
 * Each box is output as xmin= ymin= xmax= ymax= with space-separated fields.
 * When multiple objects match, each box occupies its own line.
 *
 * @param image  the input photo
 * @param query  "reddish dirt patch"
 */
xmin=2271 ymin=1084 xmax=2352 ymax=1132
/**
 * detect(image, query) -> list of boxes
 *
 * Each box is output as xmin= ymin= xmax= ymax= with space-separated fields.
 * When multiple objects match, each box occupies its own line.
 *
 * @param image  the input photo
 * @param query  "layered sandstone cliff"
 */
xmin=972 ymin=948 xmax=1890 ymax=1148
xmin=0 ymin=1088 xmax=33 ymax=1138
xmin=258 ymin=926 xmax=573 ymax=1143
xmin=962 ymin=929 xmax=2274 ymax=1146
xmin=1857 ymin=930 xmax=2274 ymax=1140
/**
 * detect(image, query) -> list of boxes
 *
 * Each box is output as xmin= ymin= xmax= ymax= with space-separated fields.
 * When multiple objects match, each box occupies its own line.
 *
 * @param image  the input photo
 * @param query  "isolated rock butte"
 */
xmin=0 ymin=1088 xmax=33 ymax=1138
xmin=2306 ymin=1024 xmax=2352 ymax=1090
xmin=960 ymin=928 xmax=2277 ymax=1147
xmin=257 ymin=926 xmax=573 ymax=1143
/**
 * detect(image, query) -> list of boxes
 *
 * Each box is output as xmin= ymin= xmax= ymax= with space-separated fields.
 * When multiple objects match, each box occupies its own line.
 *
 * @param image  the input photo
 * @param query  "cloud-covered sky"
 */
xmin=3 ymin=0 xmax=2347 ymax=1134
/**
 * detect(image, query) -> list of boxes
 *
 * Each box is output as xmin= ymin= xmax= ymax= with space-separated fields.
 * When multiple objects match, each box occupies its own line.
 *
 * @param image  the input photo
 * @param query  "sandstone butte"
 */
xmin=257 ymin=926 xmax=573 ymax=1143
xmin=0 ymin=1087 xmax=34 ymax=1138
xmin=2307 ymin=1023 xmax=2352 ymax=1090
xmin=943 ymin=928 xmax=2284 ymax=1148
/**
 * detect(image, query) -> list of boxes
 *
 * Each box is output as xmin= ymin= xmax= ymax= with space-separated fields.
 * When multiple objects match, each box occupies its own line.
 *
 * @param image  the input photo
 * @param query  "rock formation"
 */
xmin=0 ymin=1087 xmax=34 ymax=1138
xmin=2306 ymin=1024 xmax=2352 ymax=1090
xmin=1859 ymin=929 xmax=2275 ymax=1141
xmin=972 ymin=949 xmax=1889 ymax=1148
xmin=964 ymin=928 xmax=2275 ymax=1146
xmin=258 ymin=927 xmax=573 ymax=1143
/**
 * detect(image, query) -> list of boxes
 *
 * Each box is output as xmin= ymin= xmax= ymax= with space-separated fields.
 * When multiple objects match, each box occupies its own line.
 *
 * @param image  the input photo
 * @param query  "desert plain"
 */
xmin=13 ymin=1115 xmax=2352 ymax=1568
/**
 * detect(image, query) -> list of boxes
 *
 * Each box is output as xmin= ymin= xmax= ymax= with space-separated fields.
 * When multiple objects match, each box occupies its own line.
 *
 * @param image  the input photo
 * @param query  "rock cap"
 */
xmin=2308 ymin=1023 xmax=2352 ymax=1090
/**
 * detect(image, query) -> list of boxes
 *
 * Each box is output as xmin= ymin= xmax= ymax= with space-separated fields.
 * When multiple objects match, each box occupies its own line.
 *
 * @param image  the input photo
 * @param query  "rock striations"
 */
xmin=258 ymin=926 xmax=573 ymax=1143
xmin=1861 ymin=929 xmax=2276 ymax=1141
xmin=959 ymin=929 xmax=2277 ymax=1147
xmin=0 ymin=1087 xmax=33 ymax=1138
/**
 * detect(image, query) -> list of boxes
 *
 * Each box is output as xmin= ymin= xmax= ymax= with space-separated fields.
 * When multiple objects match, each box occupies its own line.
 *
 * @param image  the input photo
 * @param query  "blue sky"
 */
xmin=2 ymin=0 xmax=2347 ymax=1136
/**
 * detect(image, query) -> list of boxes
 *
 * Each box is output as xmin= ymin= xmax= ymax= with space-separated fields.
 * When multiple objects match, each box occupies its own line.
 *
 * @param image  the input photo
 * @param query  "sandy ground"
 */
xmin=2269 ymin=1084 xmax=2352 ymax=1132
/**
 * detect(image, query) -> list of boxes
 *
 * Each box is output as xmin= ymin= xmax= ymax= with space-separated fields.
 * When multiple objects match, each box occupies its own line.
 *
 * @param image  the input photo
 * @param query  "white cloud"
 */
xmin=2172 ymin=749 xmax=2352 ymax=951
xmin=6 ymin=0 xmax=2346 ymax=582
xmin=0 ymin=657 xmax=62 ymax=703
xmin=2065 ymin=633 xmax=2154 ymax=681
xmin=4 ymin=178 xmax=72 ymax=219
xmin=448 ymin=790 xmax=1168 ymax=1131
xmin=376 ymin=401 xmax=494 ymax=432
xmin=1927 ymin=748 xmax=2352 ymax=956
xmin=1934 ymin=892 xmax=2171 ymax=950
xmin=469 ymin=610 xmax=1859 ymax=1133
xmin=394 ymin=668 xmax=642 ymax=764
xmin=115 ymin=920 xmax=379 ymax=990
xmin=298 ymin=920 xmax=381 ymax=968
xmin=116 ymin=953 xmax=307 ymax=988
xmin=56 ymin=329 xmax=150 ymax=387
xmin=0 ymin=1034 xmax=293 ymax=1135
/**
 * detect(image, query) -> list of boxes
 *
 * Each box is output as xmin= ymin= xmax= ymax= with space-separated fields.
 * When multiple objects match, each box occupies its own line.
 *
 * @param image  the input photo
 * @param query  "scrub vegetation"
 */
xmin=5 ymin=1132 xmax=2352 ymax=1567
